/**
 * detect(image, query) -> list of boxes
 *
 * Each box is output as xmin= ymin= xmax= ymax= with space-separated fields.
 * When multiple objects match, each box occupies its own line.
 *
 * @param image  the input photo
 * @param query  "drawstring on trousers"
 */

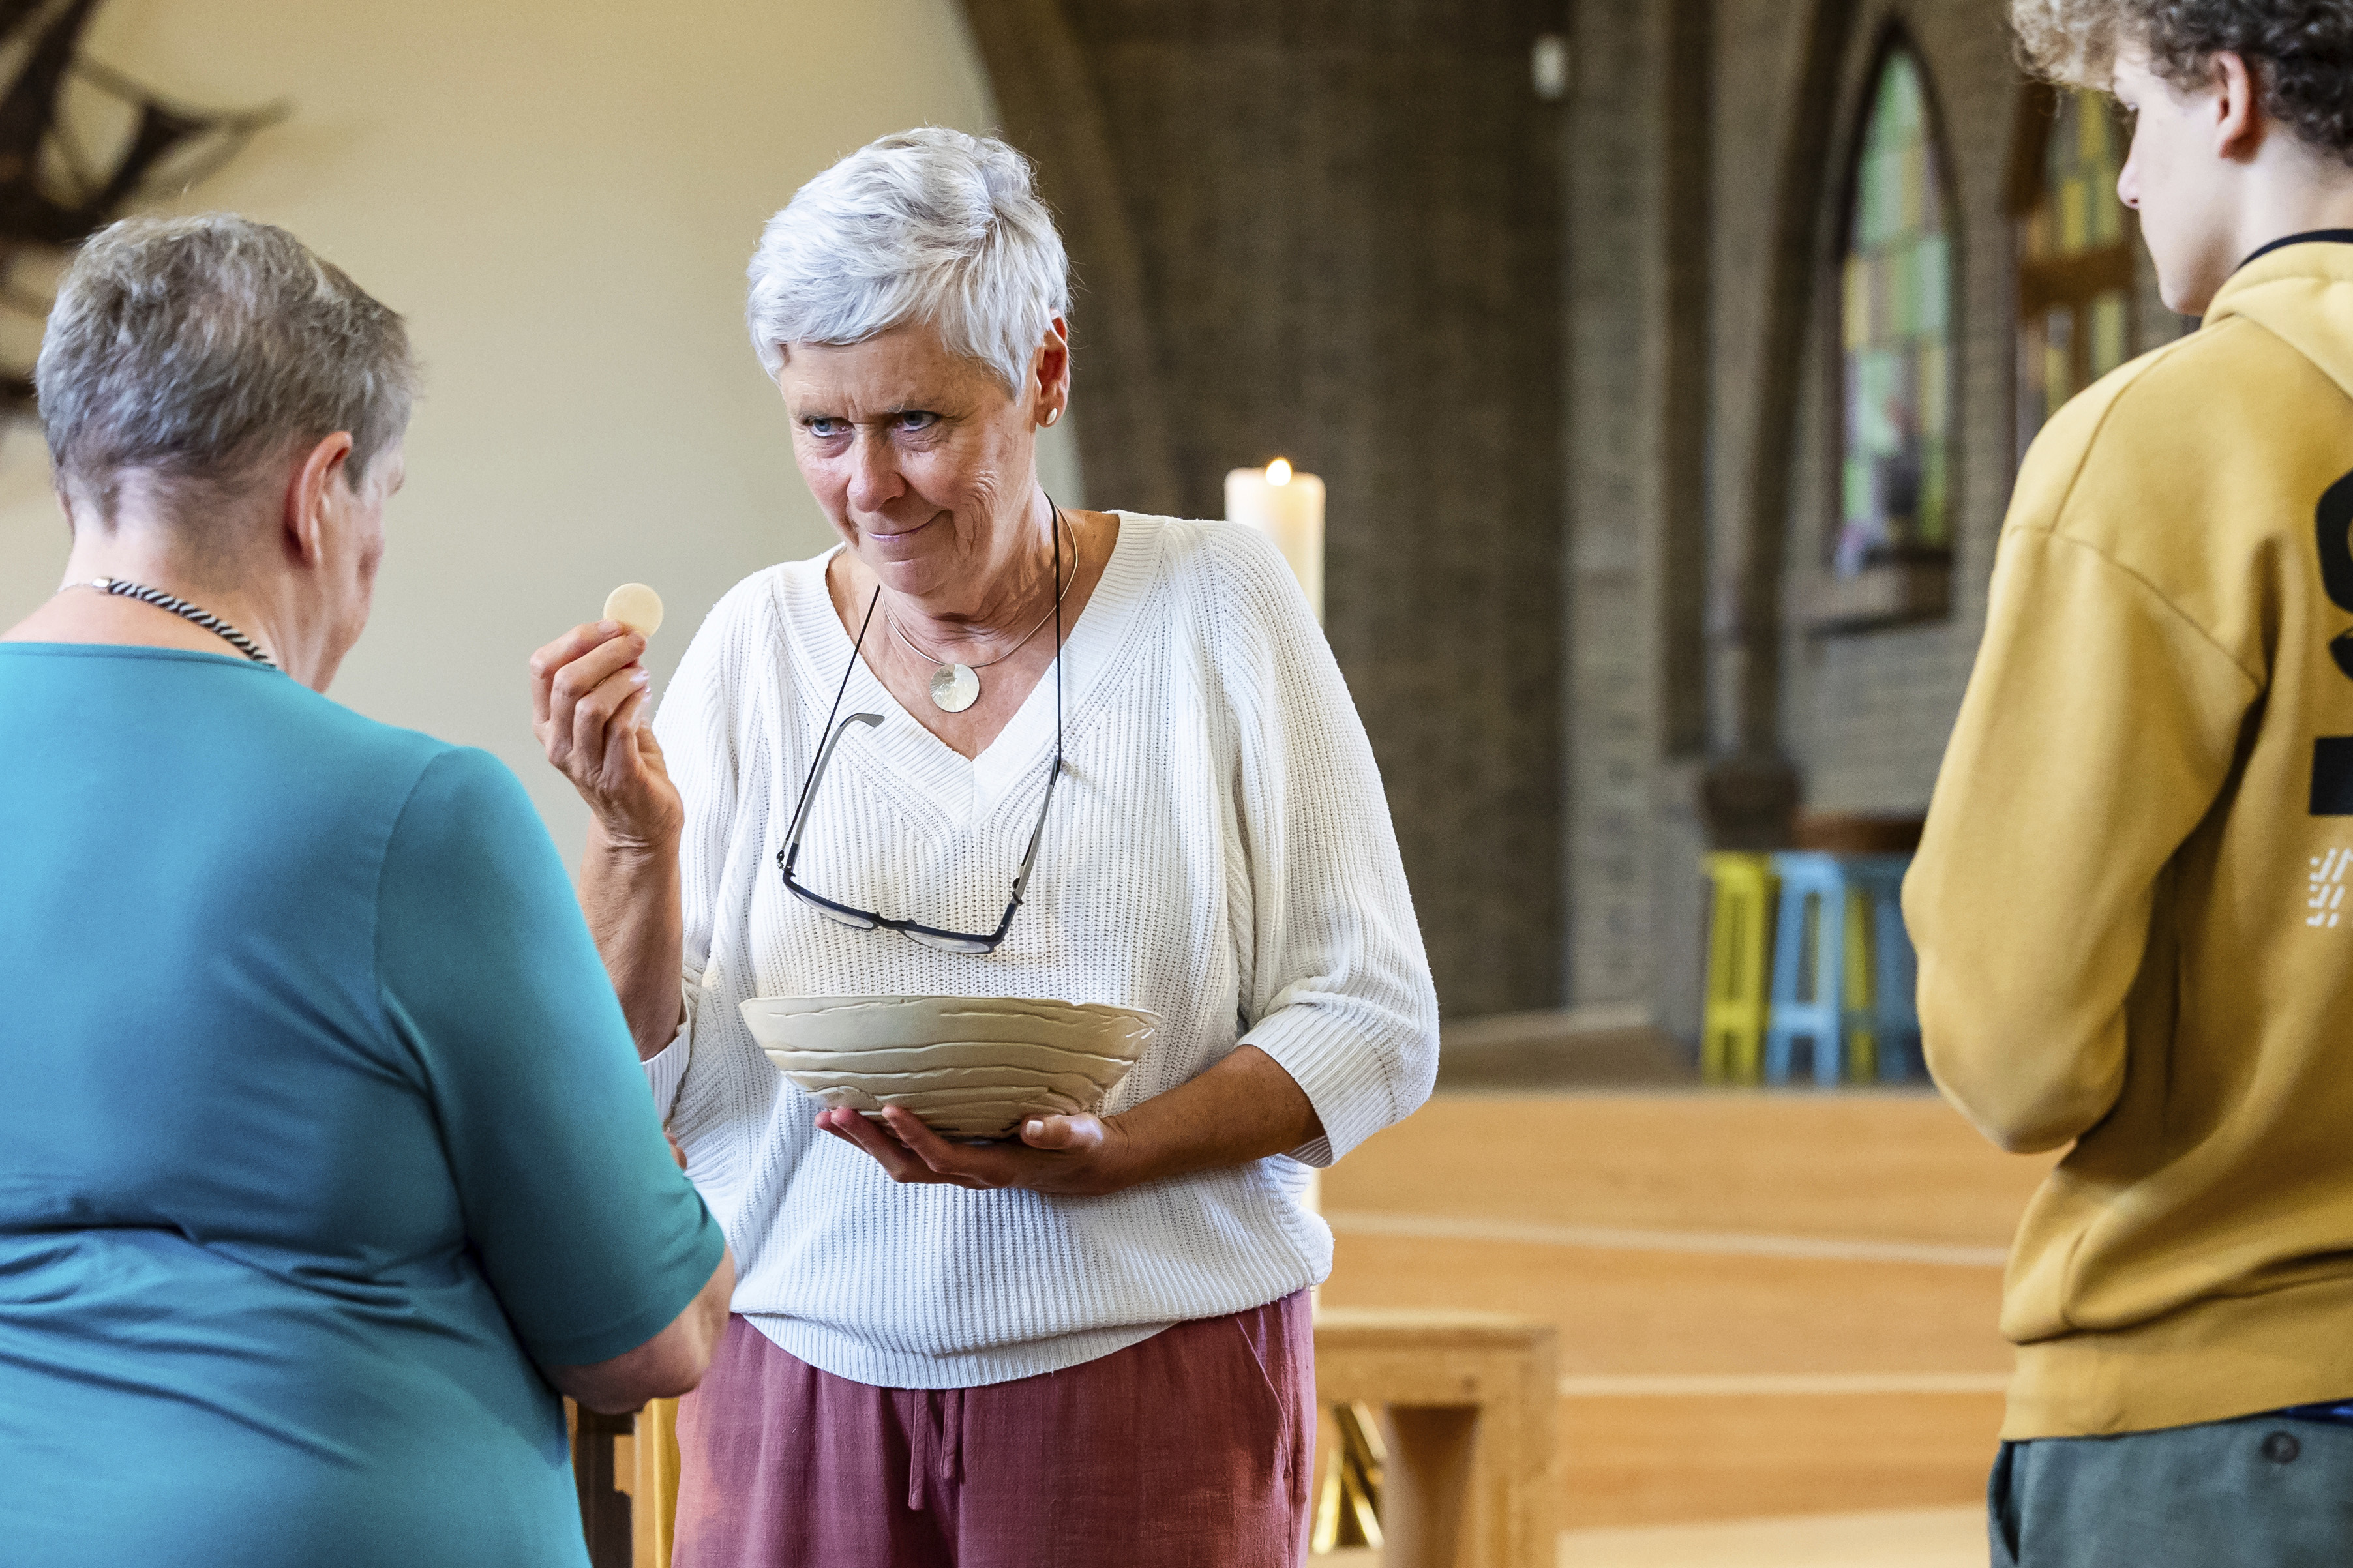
xmin=905 ymin=1387 xmax=965 ymax=1513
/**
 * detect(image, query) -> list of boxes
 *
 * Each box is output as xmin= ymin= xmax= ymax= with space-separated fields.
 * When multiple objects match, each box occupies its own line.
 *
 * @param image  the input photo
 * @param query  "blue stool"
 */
xmin=1842 ymin=856 xmax=1923 ymax=1082
xmin=1763 ymin=852 xmax=1920 ymax=1085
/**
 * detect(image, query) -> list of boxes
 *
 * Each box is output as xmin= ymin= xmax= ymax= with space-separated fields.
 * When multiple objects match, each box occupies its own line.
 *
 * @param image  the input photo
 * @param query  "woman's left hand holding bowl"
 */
xmin=817 ymin=1106 xmax=1139 ymax=1198
xmin=814 ymin=1039 xmax=1319 ymax=1200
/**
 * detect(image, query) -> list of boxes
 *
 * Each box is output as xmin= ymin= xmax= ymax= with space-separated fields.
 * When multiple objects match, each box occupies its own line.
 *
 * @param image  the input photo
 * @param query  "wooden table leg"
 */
xmin=570 ymin=1403 xmax=635 ymax=1568
xmin=633 ymin=1397 xmax=682 ymax=1568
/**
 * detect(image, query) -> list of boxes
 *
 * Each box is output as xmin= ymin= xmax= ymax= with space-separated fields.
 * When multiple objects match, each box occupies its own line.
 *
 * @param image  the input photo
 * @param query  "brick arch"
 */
xmin=1770 ymin=0 xmax=2043 ymax=823
xmin=1703 ymin=0 xmax=1866 ymax=844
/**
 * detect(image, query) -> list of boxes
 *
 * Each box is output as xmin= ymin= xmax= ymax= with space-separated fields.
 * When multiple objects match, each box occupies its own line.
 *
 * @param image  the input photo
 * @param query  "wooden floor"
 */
xmin=1315 ymin=1091 xmax=2058 ymax=1534
xmin=1556 ymin=1507 xmax=1987 ymax=1567
xmin=1321 ymin=1505 xmax=1986 ymax=1567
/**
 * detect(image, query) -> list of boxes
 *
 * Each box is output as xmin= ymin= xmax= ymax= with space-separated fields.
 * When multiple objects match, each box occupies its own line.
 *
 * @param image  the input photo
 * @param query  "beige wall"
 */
xmin=0 ymin=0 xmax=1080 ymax=859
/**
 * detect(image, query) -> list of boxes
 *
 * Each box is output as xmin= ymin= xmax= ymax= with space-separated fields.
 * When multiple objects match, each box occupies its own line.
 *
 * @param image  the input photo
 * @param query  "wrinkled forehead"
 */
xmin=773 ymin=326 xmax=1008 ymax=415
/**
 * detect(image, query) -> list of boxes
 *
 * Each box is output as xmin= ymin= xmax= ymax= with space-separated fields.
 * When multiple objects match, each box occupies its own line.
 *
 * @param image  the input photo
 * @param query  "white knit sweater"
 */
xmin=642 ymin=513 xmax=1439 ymax=1389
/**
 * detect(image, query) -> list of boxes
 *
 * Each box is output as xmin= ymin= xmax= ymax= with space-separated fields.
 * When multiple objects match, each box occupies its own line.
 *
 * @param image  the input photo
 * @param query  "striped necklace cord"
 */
xmin=78 ymin=578 xmax=277 ymax=669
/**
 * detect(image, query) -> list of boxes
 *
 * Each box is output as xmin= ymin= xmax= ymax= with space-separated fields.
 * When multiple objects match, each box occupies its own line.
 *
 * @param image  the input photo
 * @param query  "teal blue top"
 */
xmin=0 ymin=644 xmax=724 ymax=1567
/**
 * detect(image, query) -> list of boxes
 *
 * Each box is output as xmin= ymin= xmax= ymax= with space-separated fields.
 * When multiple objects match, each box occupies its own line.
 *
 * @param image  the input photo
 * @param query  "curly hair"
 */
xmin=2011 ymin=1 xmax=2353 ymax=159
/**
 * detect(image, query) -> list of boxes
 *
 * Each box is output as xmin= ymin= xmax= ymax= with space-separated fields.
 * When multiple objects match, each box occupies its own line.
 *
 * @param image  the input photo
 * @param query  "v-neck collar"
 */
xmin=776 ymin=512 xmax=1162 ymax=827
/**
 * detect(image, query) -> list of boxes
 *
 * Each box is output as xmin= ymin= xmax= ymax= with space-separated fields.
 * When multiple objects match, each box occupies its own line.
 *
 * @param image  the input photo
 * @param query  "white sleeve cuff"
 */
xmin=642 ymin=977 xmax=698 ymax=1120
xmin=642 ymin=1028 xmax=690 ymax=1119
xmin=1246 ymin=990 xmax=1437 ymax=1168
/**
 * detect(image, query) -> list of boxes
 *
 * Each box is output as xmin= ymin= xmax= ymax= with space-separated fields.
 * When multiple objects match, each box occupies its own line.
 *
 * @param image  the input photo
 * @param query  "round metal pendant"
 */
xmin=929 ymin=663 xmax=981 ymax=713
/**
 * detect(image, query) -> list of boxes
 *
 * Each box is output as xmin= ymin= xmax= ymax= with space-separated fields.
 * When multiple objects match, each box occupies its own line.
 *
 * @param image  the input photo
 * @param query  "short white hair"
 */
xmin=746 ymin=127 xmax=1070 ymax=395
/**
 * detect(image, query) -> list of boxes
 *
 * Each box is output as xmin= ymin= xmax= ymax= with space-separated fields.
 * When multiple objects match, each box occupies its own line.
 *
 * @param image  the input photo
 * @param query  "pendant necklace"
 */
xmin=889 ymin=503 xmax=1073 ymax=713
xmin=74 ymin=577 xmax=277 ymax=668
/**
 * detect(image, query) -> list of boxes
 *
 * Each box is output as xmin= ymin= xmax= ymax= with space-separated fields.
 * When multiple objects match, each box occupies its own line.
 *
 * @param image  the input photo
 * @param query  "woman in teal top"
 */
xmin=0 ymin=215 xmax=733 ymax=1565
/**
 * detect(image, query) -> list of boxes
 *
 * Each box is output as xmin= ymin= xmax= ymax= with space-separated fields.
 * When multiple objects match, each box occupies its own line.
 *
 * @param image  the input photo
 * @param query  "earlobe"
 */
xmin=1035 ymin=323 xmax=1072 ymax=430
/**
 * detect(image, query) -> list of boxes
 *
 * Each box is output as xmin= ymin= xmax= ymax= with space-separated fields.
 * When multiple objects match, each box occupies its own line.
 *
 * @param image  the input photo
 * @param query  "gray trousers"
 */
xmin=1992 ymin=1414 xmax=2353 ymax=1567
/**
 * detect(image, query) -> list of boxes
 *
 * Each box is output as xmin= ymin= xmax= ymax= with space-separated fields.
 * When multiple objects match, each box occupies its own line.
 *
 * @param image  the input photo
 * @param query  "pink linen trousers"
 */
xmin=672 ymin=1292 xmax=1314 ymax=1567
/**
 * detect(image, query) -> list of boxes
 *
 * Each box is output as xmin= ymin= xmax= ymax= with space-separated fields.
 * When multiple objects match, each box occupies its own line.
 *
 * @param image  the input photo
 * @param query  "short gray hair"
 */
xmin=746 ymin=128 xmax=1069 ymax=394
xmin=37 ymin=213 xmax=414 ymax=512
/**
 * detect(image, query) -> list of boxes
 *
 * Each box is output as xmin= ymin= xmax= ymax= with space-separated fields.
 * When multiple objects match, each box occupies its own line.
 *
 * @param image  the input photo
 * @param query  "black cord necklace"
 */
xmin=77 ymin=577 xmax=277 ymax=668
xmin=885 ymin=499 xmax=1074 ymax=713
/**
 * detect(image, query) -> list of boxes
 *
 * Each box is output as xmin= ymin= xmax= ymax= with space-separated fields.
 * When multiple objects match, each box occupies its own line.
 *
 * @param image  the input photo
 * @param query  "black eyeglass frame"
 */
xmin=773 ymin=499 xmax=1068 ymax=956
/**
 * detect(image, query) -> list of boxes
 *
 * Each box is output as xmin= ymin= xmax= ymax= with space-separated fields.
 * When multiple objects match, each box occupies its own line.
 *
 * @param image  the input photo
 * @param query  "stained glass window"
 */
xmin=1838 ymin=48 xmax=1954 ymax=579
xmin=2016 ymin=88 xmax=2134 ymax=458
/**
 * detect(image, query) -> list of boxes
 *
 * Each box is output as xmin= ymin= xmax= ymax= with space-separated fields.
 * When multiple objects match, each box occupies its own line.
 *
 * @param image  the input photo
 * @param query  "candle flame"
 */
xmin=1266 ymin=458 xmax=1293 ymax=486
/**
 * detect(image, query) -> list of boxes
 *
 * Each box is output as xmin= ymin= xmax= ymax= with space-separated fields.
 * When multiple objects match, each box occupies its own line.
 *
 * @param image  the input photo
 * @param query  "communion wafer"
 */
xmin=603 ymin=582 xmax=664 ymax=636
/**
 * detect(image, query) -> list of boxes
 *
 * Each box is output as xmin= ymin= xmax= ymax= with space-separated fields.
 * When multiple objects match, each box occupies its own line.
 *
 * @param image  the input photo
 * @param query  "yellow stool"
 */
xmin=1841 ymin=883 xmax=1878 ymax=1081
xmin=1701 ymin=852 xmax=1776 ymax=1084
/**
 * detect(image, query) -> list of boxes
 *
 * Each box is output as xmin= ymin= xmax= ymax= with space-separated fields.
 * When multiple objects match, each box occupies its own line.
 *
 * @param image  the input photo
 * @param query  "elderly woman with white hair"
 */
xmin=534 ymin=128 xmax=1437 ymax=1566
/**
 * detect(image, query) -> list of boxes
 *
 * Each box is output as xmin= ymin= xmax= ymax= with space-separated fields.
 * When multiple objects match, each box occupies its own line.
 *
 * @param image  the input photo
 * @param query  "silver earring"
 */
xmin=1043 ymin=407 xmax=1060 ymax=427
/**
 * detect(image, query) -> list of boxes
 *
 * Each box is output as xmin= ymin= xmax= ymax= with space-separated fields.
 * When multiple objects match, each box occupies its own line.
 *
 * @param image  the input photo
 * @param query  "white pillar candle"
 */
xmin=1223 ymin=460 xmax=1327 ymax=1231
xmin=1224 ymin=458 xmax=1325 ymax=624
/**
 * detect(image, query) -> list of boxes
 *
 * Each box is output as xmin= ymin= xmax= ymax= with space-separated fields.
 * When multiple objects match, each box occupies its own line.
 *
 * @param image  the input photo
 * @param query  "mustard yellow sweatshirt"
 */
xmin=1906 ymin=241 xmax=2353 ymax=1440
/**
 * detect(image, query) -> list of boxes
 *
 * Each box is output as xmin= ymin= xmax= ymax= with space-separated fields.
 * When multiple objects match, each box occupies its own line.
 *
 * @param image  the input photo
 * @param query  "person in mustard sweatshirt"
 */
xmin=1906 ymin=3 xmax=2353 ymax=1562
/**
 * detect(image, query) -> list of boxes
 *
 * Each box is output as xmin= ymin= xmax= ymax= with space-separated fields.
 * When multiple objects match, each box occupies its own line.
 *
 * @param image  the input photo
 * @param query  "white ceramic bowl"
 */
xmin=738 ymin=995 xmax=1160 ymax=1140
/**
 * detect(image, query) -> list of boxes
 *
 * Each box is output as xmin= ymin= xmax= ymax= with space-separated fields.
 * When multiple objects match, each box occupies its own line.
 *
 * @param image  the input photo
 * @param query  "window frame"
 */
xmin=1808 ymin=22 xmax=1961 ymax=634
xmin=2009 ymin=81 xmax=2139 ymax=467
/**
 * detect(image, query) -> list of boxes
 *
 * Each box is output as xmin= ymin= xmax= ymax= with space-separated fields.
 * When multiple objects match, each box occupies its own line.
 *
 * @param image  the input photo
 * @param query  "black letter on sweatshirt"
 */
xmin=2316 ymin=468 xmax=2353 ymax=677
xmin=2314 ymin=471 xmax=2353 ymax=813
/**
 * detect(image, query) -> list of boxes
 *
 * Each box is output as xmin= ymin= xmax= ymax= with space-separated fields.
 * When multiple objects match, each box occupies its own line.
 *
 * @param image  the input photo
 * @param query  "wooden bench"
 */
xmin=1314 ymin=1309 xmax=1557 ymax=1568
